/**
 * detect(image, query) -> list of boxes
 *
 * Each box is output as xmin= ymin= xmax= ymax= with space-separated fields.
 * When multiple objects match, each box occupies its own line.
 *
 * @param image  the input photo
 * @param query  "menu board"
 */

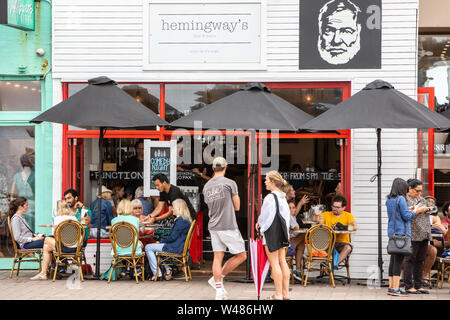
xmin=143 ymin=140 xmax=177 ymax=196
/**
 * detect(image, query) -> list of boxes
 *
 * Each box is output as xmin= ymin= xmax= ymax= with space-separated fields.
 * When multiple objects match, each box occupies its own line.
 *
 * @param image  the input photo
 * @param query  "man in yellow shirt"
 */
xmin=316 ymin=195 xmax=357 ymax=264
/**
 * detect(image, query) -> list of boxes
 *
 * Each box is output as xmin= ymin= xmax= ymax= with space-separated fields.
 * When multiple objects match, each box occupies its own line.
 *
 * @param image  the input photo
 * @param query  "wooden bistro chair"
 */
xmin=109 ymin=221 xmax=145 ymax=284
xmin=52 ymin=219 xmax=85 ymax=282
xmin=436 ymin=257 xmax=450 ymax=289
xmin=155 ymin=219 xmax=197 ymax=282
xmin=303 ymin=224 xmax=336 ymax=288
xmin=7 ymin=216 xmax=42 ymax=278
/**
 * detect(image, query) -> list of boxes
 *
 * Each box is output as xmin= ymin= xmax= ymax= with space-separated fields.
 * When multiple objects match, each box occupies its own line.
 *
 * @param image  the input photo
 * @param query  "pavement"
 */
xmin=0 ymin=270 xmax=449 ymax=300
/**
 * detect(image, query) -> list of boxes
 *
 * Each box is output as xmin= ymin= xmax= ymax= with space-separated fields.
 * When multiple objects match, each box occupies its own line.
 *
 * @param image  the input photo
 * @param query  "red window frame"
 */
xmin=62 ymin=81 xmax=352 ymax=213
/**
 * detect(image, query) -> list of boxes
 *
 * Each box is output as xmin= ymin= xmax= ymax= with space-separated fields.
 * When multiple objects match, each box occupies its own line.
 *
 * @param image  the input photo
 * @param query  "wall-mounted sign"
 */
xmin=143 ymin=140 xmax=177 ymax=197
xmin=143 ymin=0 xmax=266 ymax=70
xmin=299 ymin=0 xmax=381 ymax=69
xmin=0 ymin=0 xmax=35 ymax=31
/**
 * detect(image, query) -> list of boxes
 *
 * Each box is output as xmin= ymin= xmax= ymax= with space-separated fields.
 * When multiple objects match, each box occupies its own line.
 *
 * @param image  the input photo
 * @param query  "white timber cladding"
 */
xmin=52 ymin=0 xmax=419 ymax=279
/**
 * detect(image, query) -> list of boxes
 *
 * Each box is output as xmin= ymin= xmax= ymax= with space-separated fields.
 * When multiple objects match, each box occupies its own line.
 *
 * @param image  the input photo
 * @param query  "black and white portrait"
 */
xmin=299 ymin=0 xmax=381 ymax=69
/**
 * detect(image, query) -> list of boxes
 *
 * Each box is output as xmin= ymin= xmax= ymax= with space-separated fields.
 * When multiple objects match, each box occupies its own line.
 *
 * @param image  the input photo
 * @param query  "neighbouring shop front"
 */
xmin=0 ymin=0 xmax=53 ymax=268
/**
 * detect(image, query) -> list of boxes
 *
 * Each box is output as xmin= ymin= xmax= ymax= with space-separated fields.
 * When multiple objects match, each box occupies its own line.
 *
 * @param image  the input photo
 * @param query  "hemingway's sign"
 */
xmin=0 ymin=0 xmax=35 ymax=31
xmin=143 ymin=0 xmax=265 ymax=70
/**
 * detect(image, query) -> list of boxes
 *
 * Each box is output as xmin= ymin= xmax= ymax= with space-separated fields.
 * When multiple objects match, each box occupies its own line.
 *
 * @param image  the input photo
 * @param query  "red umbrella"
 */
xmin=249 ymin=236 xmax=270 ymax=300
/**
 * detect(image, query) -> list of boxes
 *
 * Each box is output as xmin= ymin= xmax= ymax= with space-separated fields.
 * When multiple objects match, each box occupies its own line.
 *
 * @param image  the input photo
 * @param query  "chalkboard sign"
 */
xmin=143 ymin=140 xmax=177 ymax=196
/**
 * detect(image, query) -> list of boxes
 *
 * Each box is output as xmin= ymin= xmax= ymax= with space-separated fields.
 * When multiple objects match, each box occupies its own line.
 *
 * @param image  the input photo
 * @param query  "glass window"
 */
xmin=0 ymin=126 xmax=35 ymax=257
xmin=418 ymin=35 xmax=450 ymax=112
xmin=270 ymin=88 xmax=343 ymax=117
xmin=164 ymin=84 xmax=246 ymax=122
xmin=0 ymin=81 xmax=41 ymax=111
xmin=68 ymin=83 xmax=161 ymax=129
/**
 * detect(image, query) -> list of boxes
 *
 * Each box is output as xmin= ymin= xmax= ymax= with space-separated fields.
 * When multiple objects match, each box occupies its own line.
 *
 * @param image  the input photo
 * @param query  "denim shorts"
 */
xmin=23 ymin=238 xmax=45 ymax=249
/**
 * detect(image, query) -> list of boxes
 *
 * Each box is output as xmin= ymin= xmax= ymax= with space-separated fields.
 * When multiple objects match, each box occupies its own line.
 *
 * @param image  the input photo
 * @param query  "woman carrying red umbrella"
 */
xmin=256 ymin=171 xmax=291 ymax=300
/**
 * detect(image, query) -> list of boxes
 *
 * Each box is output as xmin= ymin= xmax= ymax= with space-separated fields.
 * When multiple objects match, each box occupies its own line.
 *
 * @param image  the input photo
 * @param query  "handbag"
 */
xmin=264 ymin=193 xmax=289 ymax=253
xmin=387 ymin=198 xmax=412 ymax=256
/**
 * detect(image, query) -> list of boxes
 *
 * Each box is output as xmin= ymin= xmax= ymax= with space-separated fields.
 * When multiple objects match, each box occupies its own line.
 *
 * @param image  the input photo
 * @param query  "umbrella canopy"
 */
xmin=30 ymin=76 xmax=169 ymax=279
xmin=30 ymin=76 xmax=169 ymax=128
xmin=169 ymin=82 xmax=313 ymax=131
xmin=300 ymin=79 xmax=450 ymax=284
xmin=249 ymin=237 xmax=270 ymax=299
xmin=301 ymin=80 xmax=450 ymax=131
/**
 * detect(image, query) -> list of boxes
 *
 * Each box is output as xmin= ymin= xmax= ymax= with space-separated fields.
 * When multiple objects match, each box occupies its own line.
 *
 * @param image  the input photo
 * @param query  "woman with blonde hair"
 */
xmin=108 ymin=199 xmax=143 ymax=257
xmin=256 ymin=170 xmax=291 ymax=300
xmin=144 ymin=198 xmax=192 ymax=280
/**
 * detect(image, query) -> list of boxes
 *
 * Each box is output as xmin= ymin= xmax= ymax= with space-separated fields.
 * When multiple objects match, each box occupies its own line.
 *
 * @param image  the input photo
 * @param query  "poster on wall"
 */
xmin=299 ymin=0 xmax=381 ymax=69
xmin=143 ymin=140 xmax=177 ymax=197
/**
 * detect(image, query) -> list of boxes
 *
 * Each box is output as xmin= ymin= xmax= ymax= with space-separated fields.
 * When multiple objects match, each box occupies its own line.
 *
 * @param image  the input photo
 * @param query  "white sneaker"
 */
xmin=30 ymin=273 xmax=47 ymax=281
xmin=208 ymin=276 xmax=228 ymax=295
xmin=215 ymin=290 xmax=229 ymax=300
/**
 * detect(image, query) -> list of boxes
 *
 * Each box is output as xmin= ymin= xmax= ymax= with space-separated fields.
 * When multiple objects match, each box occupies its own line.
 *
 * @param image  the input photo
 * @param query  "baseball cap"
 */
xmin=212 ymin=156 xmax=227 ymax=169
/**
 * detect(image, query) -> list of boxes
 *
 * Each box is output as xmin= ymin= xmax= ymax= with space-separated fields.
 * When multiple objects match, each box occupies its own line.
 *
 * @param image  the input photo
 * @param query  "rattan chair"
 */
xmin=155 ymin=219 xmax=197 ymax=282
xmin=109 ymin=221 xmax=145 ymax=284
xmin=51 ymin=219 xmax=85 ymax=282
xmin=436 ymin=257 xmax=450 ymax=288
xmin=7 ymin=216 xmax=42 ymax=278
xmin=303 ymin=224 xmax=336 ymax=287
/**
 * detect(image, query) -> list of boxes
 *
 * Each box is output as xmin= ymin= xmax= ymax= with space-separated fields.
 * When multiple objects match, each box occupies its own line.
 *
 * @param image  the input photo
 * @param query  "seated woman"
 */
xmin=30 ymin=200 xmax=80 ymax=280
xmin=110 ymin=199 xmax=143 ymax=257
xmin=423 ymin=201 xmax=448 ymax=284
xmin=287 ymin=200 xmax=307 ymax=282
xmin=131 ymin=199 xmax=155 ymax=247
xmin=144 ymin=198 xmax=192 ymax=281
xmin=10 ymin=197 xmax=45 ymax=250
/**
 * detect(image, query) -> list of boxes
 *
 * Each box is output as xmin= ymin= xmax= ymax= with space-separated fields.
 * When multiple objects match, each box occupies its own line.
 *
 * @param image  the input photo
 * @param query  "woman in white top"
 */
xmin=256 ymin=171 xmax=291 ymax=300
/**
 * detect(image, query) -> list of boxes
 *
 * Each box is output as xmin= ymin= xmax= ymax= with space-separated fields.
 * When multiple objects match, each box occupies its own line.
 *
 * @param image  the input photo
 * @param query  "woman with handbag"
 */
xmin=386 ymin=178 xmax=430 ymax=296
xmin=256 ymin=171 xmax=290 ymax=300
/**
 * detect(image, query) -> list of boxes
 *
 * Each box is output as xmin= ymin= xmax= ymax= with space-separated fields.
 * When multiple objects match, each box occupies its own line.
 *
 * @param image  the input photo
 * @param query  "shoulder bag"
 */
xmin=263 ymin=193 xmax=289 ymax=253
xmin=387 ymin=197 xmax=412 ymax=256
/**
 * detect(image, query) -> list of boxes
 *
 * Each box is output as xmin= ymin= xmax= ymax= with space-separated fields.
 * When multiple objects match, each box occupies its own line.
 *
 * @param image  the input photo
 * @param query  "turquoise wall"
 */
xmin=0 ymin=0 xmax=53 ymax=270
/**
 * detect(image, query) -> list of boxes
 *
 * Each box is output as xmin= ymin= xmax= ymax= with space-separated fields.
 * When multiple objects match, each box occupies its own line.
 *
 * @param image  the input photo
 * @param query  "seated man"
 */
xmin=313 ymin=195 xmax=357 ymax=265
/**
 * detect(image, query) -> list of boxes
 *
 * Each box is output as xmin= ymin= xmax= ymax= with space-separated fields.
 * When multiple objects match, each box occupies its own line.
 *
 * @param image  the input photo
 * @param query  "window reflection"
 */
xmin=271 ymin=88 xmax=343 ymax=117
xmin=418 ymin=35 xmax=450 ymax=113
xmin=0 ymin=81 xmax=41 ymax=111
xmin=164 ymin=84 xmax=245 ymax=122
xmin=0 ymin=127 xmax=35 ymax=257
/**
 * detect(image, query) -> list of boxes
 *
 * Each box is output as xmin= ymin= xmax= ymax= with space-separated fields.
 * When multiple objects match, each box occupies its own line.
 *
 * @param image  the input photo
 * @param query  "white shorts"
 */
xmin=210 ymin=229 xmax=246 ymax=255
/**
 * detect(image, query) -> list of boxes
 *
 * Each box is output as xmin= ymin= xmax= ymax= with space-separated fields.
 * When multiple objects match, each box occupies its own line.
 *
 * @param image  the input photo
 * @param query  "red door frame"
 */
xmin=62 ymin=81 xmax=352 ymax=215
xmin=418 ymin=87 xmax=435 ymax=196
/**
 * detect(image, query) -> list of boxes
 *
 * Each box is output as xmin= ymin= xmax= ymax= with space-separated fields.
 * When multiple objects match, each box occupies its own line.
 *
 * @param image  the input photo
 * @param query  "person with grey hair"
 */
xmin=317 ymin=0 xmax=362 ymax=65
xmin=135 ymin=186 xmax=154 ymax=216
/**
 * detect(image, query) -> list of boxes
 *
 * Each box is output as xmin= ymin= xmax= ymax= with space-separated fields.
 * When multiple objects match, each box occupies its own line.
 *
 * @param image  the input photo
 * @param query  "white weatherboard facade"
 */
xmin=52 ymin=0 xmax=419 ymax=279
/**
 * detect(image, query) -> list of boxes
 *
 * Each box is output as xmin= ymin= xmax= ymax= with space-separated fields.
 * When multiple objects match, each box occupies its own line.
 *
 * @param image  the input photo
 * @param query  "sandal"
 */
xmin=283 ymin=296 xmax=290 ymax=300
xmin=164 ymin=269 xmax=172 ymax=281
xmin=265 ymin=294 xmax=282 ymax=300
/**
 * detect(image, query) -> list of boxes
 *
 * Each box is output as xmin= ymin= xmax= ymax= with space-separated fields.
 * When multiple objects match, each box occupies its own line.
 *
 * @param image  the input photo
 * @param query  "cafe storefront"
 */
xmin=50 ymin=0 xmax=419 ymax=278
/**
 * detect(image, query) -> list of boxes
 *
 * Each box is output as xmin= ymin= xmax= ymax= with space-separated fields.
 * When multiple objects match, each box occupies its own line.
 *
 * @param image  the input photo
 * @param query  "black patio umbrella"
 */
xmin=301 ymin=79 xmax=450 ymax=284
xmin=170 ymin=82 xmax=314 ymax=281
xmin=31 ymin=76 xmax=169 ymax=278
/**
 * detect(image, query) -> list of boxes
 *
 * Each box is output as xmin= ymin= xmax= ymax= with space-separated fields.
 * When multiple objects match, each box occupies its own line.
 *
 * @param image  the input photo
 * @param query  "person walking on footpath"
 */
xmin=256 ymin=170 xmax=291 ymax=300
xmin=202 ymin=157 xmax=246 ymax=300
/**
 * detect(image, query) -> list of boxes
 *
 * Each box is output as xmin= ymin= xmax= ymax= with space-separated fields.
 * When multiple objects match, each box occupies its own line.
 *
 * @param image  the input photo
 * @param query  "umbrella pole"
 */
xmin=94 ymin=127 xmax=105 ymax=279
xmin=228 ymin=131 xmax=255 ymax=283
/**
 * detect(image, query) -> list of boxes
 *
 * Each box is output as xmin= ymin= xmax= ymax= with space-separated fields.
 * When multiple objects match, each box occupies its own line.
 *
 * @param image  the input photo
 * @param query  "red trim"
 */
xmin=79 ymin=138 xmax=84 ymax=203
xmin=72 ymin=139 xmax=77 ymax=191
xmin=62 ymin=84 xmax=69 ymax=197
xmin=418 ymin=87 xmax=435 ymax=197
xmin=87 ymin=239 xmax=111 ymax=244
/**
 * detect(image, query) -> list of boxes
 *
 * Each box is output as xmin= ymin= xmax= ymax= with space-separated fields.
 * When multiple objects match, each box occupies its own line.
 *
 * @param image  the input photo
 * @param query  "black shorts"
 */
xmin=335 ymin=242 xmax=353 ymax=255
